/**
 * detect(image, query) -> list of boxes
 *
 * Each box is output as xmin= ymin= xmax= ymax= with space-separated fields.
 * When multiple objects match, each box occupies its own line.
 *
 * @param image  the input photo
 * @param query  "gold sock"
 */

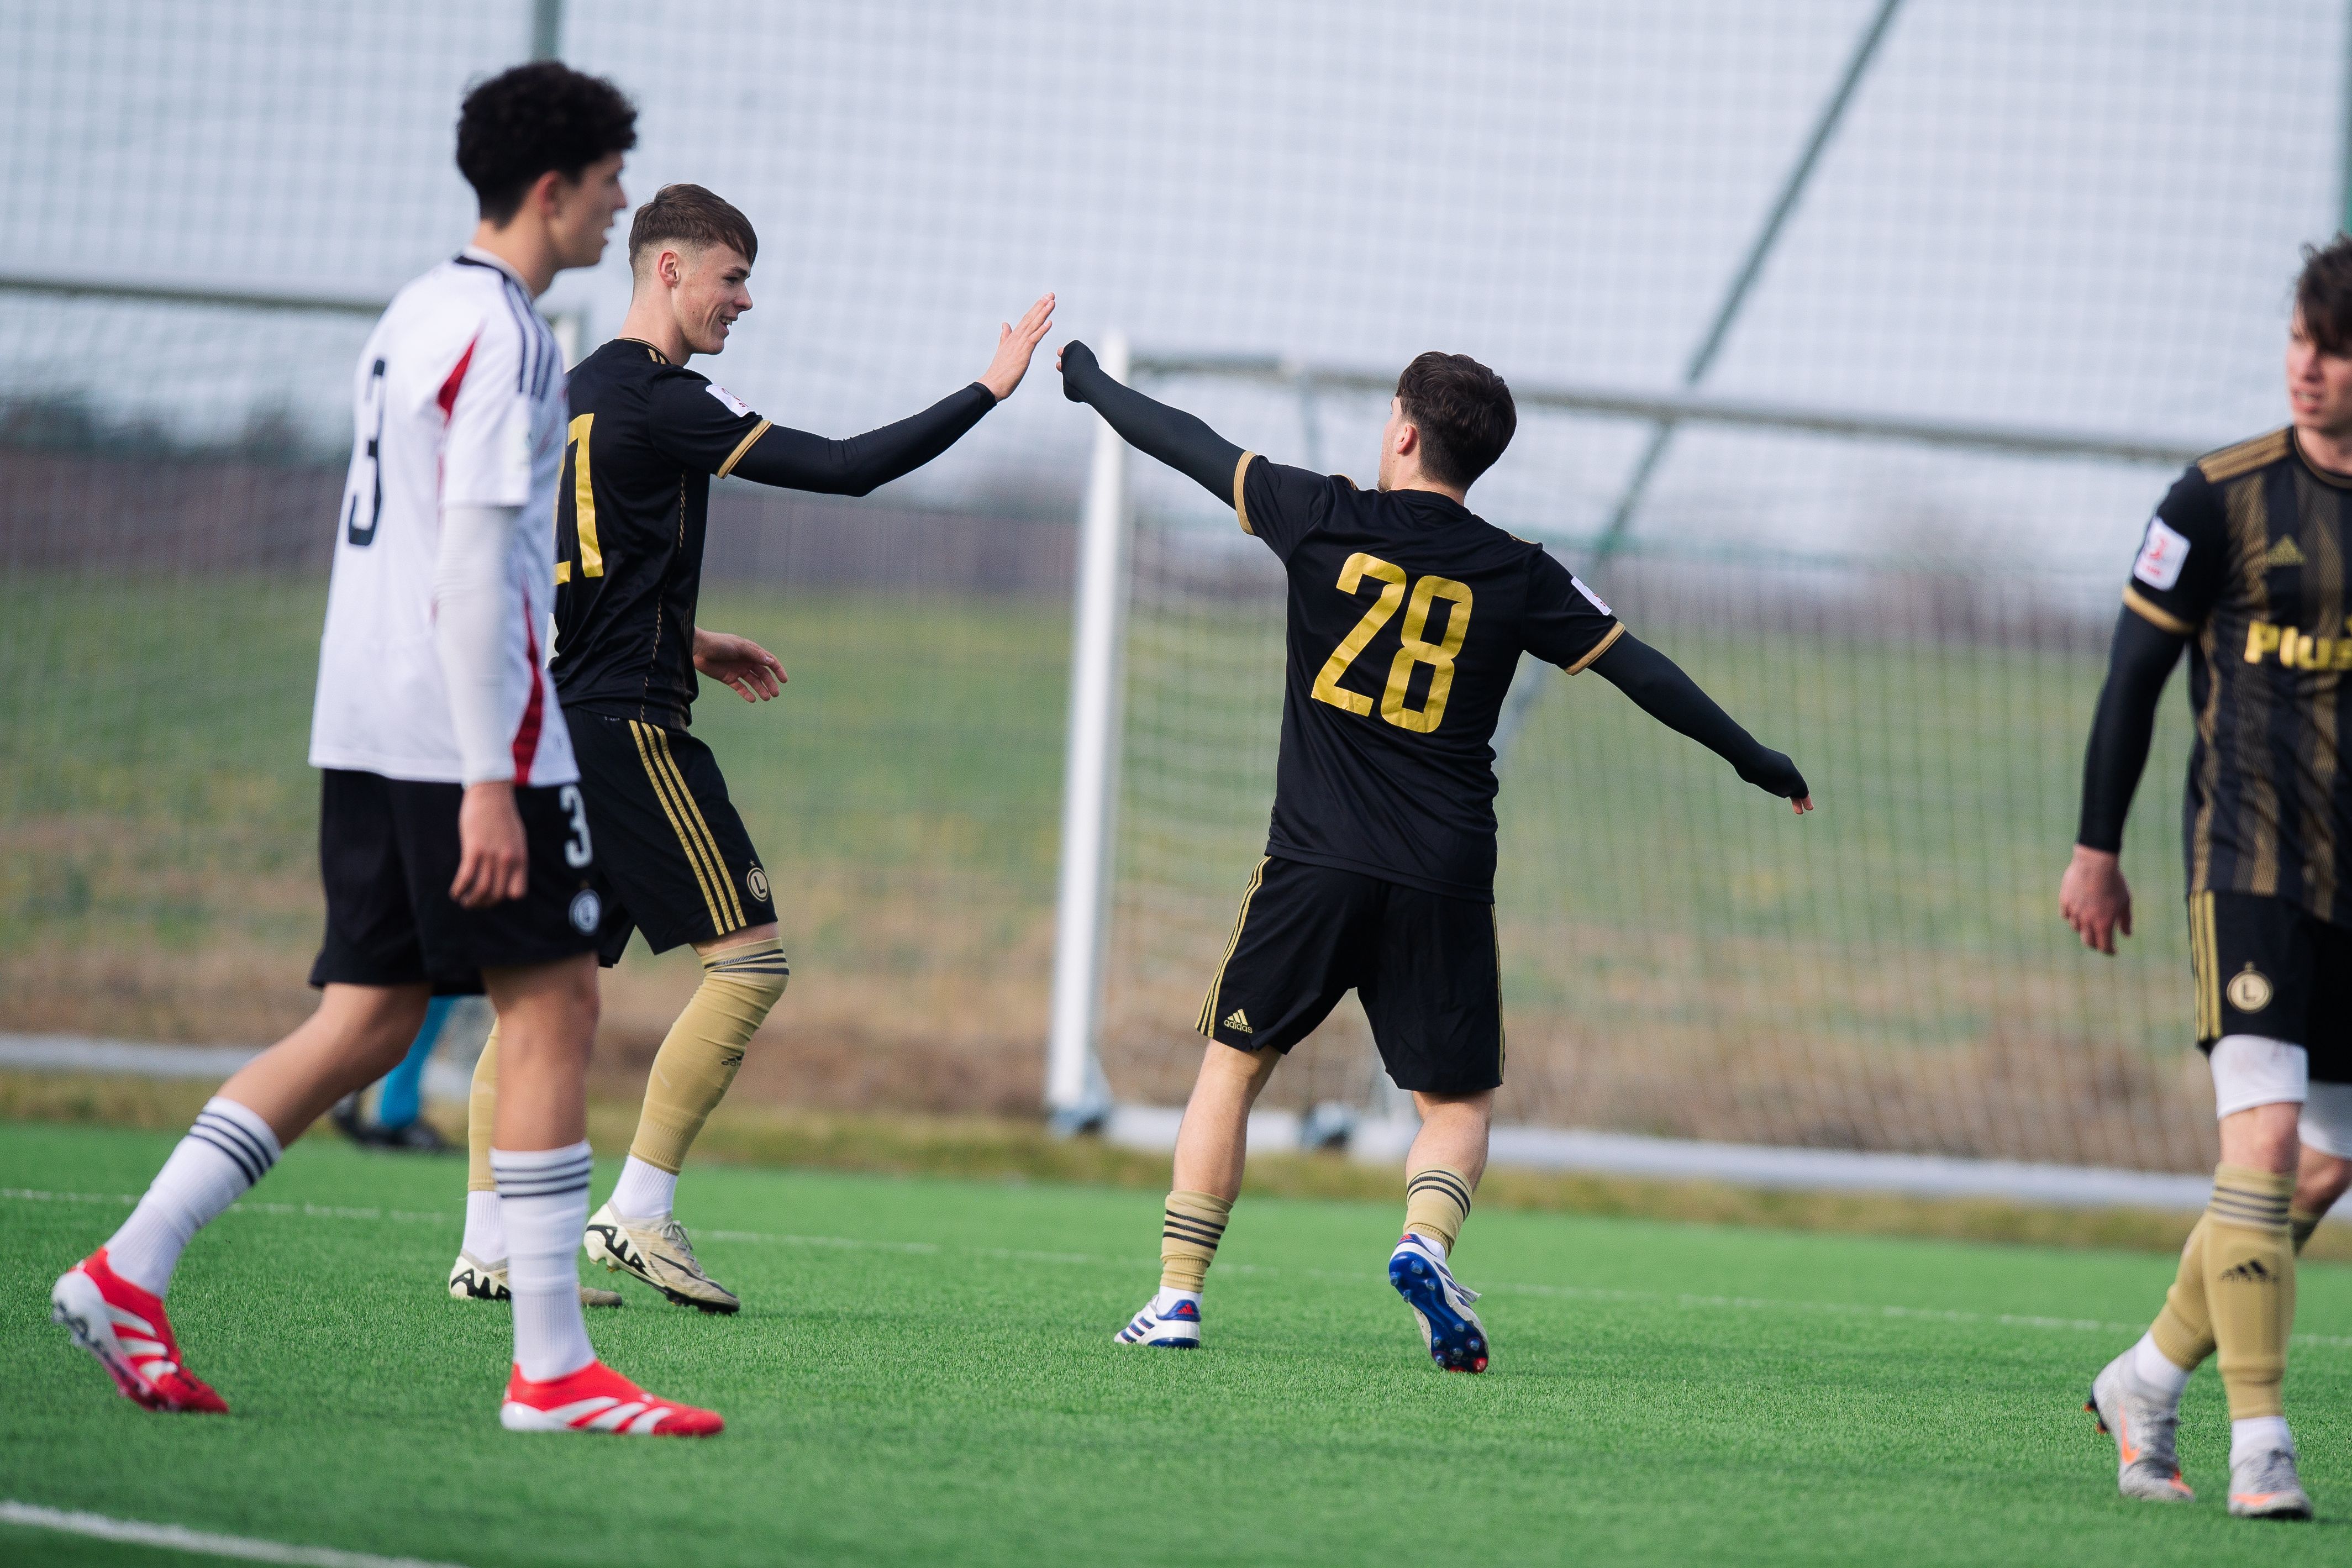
xmin=627 ymin=937 xmax=788 ymax=1175
xmin=466 ymin=1024 xmax=499 ymax=1195
xmin=1404 ymin=1166 xmax=1476 ymax=1254
xmin=1160 ymin=1190 xmax=1232 ymax=1294
xmin=2163 ymin=1204 xmax=2327 ymax=1370
xmin=2204 ymin=1164 xmax=2296 ymax=1420
xmin=2148 ymin=1215 xmax=2211 ymax=1371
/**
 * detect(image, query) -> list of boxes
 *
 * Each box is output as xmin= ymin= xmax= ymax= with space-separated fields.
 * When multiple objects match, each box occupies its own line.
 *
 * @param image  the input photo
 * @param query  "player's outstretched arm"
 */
xmin=1587 ymin=634 xmax=1813 ymax=814
xmin=722 ymin=294 xmax=1055 ymax=498
xmin=1058 ymin=339 xmax=1244 ymax=500
xmin=2060 ymin=608 xmax=2186 ymax=954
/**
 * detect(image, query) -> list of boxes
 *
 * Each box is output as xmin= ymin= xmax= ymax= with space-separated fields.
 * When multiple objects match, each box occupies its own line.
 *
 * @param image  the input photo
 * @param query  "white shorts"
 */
xmin=2209 ymin=1034 xmax=2352 ymax=1156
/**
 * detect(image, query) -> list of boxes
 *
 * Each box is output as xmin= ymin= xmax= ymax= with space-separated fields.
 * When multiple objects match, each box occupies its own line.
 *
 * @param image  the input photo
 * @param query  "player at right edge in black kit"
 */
xmin=2067 ymin=239 xmax=2352 ymax=1523
xmin=1061 ymin=341 xmax=1813 ymax=1370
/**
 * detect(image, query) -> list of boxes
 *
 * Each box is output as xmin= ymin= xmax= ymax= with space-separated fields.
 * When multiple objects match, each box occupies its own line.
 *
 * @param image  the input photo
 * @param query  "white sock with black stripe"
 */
xmin=105 ymin=1096 xmax=282 ymax=1296
xmin=492 ymin=1141 xmax=597 ymax=1382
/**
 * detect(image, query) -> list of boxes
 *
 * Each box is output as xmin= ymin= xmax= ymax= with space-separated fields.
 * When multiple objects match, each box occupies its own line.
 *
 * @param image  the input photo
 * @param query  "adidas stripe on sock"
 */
xmin=491 ymin=1142 xmax=597 ymax=1382
xmin=1404 ymin=1167 xmax=1475 ymax=1257
xmin=1160 ymin=1191 xmax=1233 ymax=1295
xmin=106 ymin=1097 xmax=282 ymax=1297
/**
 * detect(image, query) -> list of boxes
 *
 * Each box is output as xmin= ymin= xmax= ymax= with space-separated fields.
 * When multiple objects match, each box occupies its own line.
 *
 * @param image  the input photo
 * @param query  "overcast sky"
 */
xmin=3 ymin=0 xmax=2343 ymax=572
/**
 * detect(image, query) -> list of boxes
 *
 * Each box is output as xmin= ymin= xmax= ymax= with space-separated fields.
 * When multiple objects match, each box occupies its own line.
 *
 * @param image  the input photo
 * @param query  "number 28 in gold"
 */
xmin=1309 ymin=552 xmax=1474 ymax=733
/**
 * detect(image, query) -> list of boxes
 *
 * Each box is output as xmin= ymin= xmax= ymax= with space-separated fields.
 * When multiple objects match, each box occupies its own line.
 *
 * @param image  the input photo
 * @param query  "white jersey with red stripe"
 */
xmin=308 ymin=248 xmax=576 ymax=787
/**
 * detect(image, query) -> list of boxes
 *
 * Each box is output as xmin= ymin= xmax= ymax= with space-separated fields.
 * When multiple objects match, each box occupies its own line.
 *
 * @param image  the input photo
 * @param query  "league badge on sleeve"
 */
xmin=706 ymin=385 xmax=753 ymax=418
xmin=2132 ymin=516 xmax=2190 ymax=591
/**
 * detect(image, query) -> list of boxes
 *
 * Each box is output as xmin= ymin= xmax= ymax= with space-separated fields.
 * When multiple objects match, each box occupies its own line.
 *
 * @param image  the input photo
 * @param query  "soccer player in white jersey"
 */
xmin=46 ymin=62 xmax=719 ymax=1437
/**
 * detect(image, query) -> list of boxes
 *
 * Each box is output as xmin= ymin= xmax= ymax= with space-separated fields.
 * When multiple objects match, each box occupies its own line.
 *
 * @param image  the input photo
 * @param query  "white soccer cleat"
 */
xmin=2085 ymin=1349 xmax=2194 ymax=1503
xmin=448 ymin=1249 xmax=623 ymax=1309
xmin=1114 ymin=1292 xmax=1202 ymax=1348
xmin=583 ymin=1203 xmax=740 ymax=1313
xmin=1389 ymin=1233 xmax=1489 ymax=1373
xmin=499 ymin=1359 xmax=722 ymax=1437
xmin=2228 ymin=1446 xmax=2313 ymax=1520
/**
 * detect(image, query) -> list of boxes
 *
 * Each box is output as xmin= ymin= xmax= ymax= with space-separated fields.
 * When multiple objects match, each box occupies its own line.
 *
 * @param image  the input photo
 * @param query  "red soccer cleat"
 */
xmin=498 ymin=1359 xmax=723 ymax=1437
xmin=49 ymin=1249 xmax=229 ymax=1414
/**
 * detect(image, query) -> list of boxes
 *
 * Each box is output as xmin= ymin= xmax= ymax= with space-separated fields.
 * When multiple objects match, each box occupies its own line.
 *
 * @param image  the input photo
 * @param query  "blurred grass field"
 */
xmin=0 ymin=566 xmax=2212 ymax=1162
xmin=6 ymin=1120 xmax=2350 ymax=1568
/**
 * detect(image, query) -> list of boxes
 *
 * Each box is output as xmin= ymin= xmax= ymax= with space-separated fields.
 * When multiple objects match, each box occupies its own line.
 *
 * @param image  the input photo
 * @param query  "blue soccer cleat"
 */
xmin=1389 ymin=1233 xmax=1488 ymax=1373
xmin=1114 ymin=1292 xmax=1202 ymax=1348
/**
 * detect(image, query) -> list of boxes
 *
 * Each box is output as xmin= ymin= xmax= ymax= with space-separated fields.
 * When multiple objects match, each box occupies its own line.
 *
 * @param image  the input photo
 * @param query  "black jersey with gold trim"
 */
xmin=551 ymin=340 xmax=997 ymax=727
xmin=1232 ymin=452 xmax=1623 ymax=901
xmin=2123 ymin=427 xmax=2352 ymax=924
xmin=551 ymin=338 xmax=777 ymax=727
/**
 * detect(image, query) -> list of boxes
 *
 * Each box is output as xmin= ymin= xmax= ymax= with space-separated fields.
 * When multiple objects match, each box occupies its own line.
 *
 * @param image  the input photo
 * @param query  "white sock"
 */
xmin=461 ymin=1190 xmax=507 ymax=1261
xmin=2131 ymin=1332 xmax=2191 ymax=1402
xmin=1152 ymin=1287 xmax=1200 ymax=1315
xmin=1406 ymin=1229 xmax=1448 ymax=1262
xmin=106 ymin=1097 xmax=281 ymax=1297
xmin=2230 ymin=1415 xmax=2294 ymax=1466
xmin=608 ymin=1155 xmax=678 ymax=1221
xmin=490 ymin=1143 xmax=596 ymax=1382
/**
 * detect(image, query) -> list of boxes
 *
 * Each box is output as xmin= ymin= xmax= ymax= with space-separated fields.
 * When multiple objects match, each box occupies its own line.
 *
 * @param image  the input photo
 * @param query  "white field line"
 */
xmin=0 ymin=1500 xmax=469 ymax=1568
xmin=13 ymin=1187 xmax=2352 ymax=1350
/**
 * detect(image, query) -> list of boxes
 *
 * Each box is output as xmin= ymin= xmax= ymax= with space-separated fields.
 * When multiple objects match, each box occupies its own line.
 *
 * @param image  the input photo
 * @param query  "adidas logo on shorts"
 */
xmin=1222 ymin=1009 xmax=1253 ymax=1034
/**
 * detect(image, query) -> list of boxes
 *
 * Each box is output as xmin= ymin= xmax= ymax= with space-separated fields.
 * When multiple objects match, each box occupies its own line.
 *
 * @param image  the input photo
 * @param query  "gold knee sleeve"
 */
xmin=1160 ymin=1190 xmax=1233 ymax=1295
xmin=627 ymin=937 xmax=788 ymax=1175
xmin=2203 ymin=1164 xmax=2296 ymax=1422
xmin=466 ymin=1024 xmax=498 ymax=1195
xmin=1404 ymin=1167 xmax=1476 ymax=1254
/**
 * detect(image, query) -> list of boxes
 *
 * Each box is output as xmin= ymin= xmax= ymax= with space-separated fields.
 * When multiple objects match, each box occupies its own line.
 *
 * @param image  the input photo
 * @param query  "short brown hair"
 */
xmin=2298 ymin=235 xmax=2352 ymax=355
xmin=1395 ymin=352 xmax=1515 ymax=490
xmin=628 ymin=184 xmax=759 ymax=272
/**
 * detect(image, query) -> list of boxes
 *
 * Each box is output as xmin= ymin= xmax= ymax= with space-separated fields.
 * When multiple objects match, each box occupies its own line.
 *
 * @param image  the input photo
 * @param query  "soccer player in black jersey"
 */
xmin=2066 ymin=241 xmax=2352 ymax=1522
xmin=454 ymin=183 xmax=1054 ymax=1313
xmin=1060 ymin=341 xmax=1811 ymax=1369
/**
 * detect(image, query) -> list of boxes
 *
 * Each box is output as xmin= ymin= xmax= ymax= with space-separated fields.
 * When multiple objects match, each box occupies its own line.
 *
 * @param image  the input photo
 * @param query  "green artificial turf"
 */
xmin=4 ymin=1122 xmax=2349 ymax=1567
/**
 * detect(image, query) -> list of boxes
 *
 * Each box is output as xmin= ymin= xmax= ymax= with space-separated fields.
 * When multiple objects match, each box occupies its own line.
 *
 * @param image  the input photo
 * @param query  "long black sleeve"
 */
xmin=1590 ymin=634 xmax=1808 ymax=799
xmin=2076 ymin=607 xmax=2187 ymax=852
xmin=727 ymin=381 xmax=997 ymax=497
xmin=1060 ymin=340 xmax=1244 ymax=499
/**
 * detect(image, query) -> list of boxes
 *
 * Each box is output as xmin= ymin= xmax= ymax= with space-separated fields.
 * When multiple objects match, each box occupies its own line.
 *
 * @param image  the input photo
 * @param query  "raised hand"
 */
xmin=693 ymin=627 xmax=786 ymax=704
xmin=978 ymin=293 xmax=1056 ymax=401
xmin=1058 ymin=339 xmax=1098 ymax=399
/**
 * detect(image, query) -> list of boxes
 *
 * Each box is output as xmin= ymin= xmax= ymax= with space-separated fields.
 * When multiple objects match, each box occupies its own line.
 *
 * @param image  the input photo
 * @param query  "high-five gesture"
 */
xmin=978 ymin=293 xmax=1056 ymax=401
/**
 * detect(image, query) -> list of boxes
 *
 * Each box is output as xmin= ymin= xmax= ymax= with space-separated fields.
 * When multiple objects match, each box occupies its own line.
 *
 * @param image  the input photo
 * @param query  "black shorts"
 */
xmin=308 ymin=770 xmax=603 ymax=995
xmin=1196 ymin=856 xmax=1503 ymax=1095
xmin=2190 ymin=891 xmax=2352 ymax=1080
xmin=568 ymin=712 xmax=775 ymax=964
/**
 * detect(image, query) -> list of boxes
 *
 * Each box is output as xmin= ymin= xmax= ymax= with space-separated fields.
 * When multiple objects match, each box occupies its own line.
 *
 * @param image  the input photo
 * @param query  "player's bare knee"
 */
xmin=2297 ymin=1082 xmax=2352 ymax=1208
xmin=1205 ymin=1041 xmax=1281 ymax=1091
xmin=1413 ymin=1088 xmax=1495 ymax=1129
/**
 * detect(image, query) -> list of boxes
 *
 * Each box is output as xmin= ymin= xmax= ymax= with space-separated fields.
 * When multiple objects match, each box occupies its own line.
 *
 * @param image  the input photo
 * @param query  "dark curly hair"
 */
xmin=456 ymin=62 xmax=638 ymax=225
xmin=1395 ymin=351 xmax=1516 ymax=490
